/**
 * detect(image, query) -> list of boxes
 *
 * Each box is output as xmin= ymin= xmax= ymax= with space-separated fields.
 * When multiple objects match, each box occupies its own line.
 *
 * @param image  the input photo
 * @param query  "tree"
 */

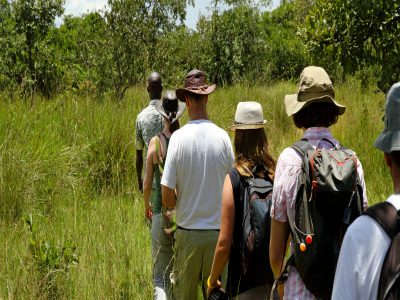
xmin=12 ymin=0 xmax=64 ymax=97
xmin=199 ymin=1 xmax=269 ymax=85
xmin=56 ymin=13 xmax=108 ymax=94
xmin=303 ymin=0 xmax=400 ymax=92
xmin=153 ymin=26 xmax=208 ymax=86
xmin=260 ymin=0 xmax=311 ymax=81
xmin=0 ymin=0 xmax=18 ymax=92
xmin=102 ymin=0 xmax=192 ymax=100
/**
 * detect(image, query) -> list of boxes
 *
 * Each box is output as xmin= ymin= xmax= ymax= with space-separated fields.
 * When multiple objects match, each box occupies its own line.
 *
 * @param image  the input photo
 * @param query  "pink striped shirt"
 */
xmin=270 ymin=127 xmax=368 ymax=300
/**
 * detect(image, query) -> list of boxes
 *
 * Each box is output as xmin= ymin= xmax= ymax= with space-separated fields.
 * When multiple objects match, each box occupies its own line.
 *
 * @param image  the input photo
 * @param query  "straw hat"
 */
xmin=375 ymin=82 xmax=400 ymax=153
xmin=155 ymin=90 xmax=186 ymax=124
xmin=284 ymin=66 xmax=346 ymax=116
xmin=176 ymin=69 xmax=216 ymax=101
xmin=229 ymin=101 xmax=267 ymax=131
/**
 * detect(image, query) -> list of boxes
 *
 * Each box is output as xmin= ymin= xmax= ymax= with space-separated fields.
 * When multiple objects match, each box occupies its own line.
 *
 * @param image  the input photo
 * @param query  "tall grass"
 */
xmin=0 ymin=80 xmax=389 ymax=298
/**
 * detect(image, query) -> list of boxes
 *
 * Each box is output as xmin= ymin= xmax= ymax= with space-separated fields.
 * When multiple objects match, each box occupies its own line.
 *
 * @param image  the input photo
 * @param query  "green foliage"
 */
xmin=303 ymin=0 xmax=400 ymax=92
xmin=11 ymin=0 xmax=64 ymax=97
xmin=25 ymin=213 xmax=79 ymax=298
xmin=199 ymin=4 xmax=266 ymax=84
xmin=1 ymin=0 xmax=399 ymax=97
xmin=101 ymin=0 xmax=191 ymax=100
xmin=57 ymin=13 xmax=108 ymax=95
xmin=261 ymin=1 xmax=311 ymax=81
xmin=153 ymin=26 xmax=207 ymax=86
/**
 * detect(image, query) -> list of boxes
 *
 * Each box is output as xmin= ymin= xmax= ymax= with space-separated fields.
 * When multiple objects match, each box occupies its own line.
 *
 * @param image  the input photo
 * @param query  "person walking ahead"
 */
xmin=161 ymin=69 xmax=234 ymax=300
xmin=135 ymin=72 xmax=163 ymax=193
xmin=207 ymin=101 xmax=276 ymax=299
xmin=269 ymin=66 xmax=368 ymax=299
xmin=143 ymin=90 xmax=185 ymax=299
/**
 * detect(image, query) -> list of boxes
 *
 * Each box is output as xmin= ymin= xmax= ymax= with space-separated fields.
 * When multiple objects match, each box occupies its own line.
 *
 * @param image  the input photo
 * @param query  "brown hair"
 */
xmin=169 ymin=120 xmax=180 ymax=133
xmin=293 ymin=102 xmax=339 ymax=129
xmin=234 ymin=128 xmax=276 ymax=179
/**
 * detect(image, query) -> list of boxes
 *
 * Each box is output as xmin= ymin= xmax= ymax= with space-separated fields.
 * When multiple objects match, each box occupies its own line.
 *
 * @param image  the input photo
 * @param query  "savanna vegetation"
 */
xmin=0 ymin=0 xmax=399 ymax=299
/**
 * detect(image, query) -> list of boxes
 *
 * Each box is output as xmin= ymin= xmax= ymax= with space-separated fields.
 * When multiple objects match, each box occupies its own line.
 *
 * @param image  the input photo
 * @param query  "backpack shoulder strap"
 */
xmin=291 ymin=139 xmax=314 ymax=188
xmin=364 ymin=202 xmax=400 ymax=239
xmin=291 ymin=138 xmax=314 ymax=156
xmin=365 ymin=201 xmax=400 ymax=300
xmin=154 ymin=134 xmax=165 ymax=172
xmin=161 ymin=132 xmax=170 ymax=149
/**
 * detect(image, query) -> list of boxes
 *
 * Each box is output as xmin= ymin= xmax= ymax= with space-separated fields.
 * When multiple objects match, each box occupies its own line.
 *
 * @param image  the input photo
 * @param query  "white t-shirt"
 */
xmin=332 ymin=194 xmax=400 ymax=300
xmin=161 ymin=120 xmax=234 ymax=229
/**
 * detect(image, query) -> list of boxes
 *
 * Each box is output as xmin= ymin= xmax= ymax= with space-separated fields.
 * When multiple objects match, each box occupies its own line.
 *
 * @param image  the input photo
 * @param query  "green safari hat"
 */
xmin=284 ymin=66 xmax=346 ymax=116
xmin=375 ymin=82 xmax=400 ymax=153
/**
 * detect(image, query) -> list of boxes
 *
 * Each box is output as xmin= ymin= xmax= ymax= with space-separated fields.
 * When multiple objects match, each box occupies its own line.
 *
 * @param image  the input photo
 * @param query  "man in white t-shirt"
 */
xmin=332 ymin=82 xmax=400 ymax=300
xmin=161 ymin=69 xmax=234 ymax=300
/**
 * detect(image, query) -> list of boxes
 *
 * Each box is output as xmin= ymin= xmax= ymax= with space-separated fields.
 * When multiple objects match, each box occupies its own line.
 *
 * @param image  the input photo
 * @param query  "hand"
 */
xmin=145 ymin=203 xmax=152 ymax=220
xmin=206 ymin=279 xmax=222 ymax=298
xmin=138 ymin=178 xmax=143 ymax=193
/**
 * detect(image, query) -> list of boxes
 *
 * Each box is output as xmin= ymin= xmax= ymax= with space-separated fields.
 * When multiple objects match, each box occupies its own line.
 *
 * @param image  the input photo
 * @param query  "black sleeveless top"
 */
xmin=226 ymin=167 xmax=272 ymax=296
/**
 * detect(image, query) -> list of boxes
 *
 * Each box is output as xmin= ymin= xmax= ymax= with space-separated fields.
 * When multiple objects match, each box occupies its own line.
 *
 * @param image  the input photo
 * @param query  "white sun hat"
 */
xmin=229 ymin=101 xmax=267 ymax=131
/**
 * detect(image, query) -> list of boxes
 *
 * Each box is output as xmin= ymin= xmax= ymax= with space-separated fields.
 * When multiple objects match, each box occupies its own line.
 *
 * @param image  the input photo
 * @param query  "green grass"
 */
xmin=0 ymin=80 xmax=390 ymax=298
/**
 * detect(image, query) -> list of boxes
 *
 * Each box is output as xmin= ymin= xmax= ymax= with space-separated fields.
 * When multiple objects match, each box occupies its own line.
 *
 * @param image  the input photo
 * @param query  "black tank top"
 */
xmin=227 ymin=168 xmax=266 ymax=296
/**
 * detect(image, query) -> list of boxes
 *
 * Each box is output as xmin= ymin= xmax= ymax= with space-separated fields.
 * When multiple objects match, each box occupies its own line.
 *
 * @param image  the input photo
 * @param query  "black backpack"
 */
xmin=364 ymin=202 xmax=400 ymax=300
xmin=286 ymin=138 xmax=364 ymax=299
xmin=240 ymin=166 xmax=275 ymax=286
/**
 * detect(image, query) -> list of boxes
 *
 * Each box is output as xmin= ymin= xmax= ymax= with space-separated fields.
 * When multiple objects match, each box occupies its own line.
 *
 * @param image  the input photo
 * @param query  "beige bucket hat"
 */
xmin=229 ymin=101 xmax=267 ymax=131
xmin=284 ymin=66 xmax=346 ymax=116
xmin=374 ymin=82 xmax=400 ymax=153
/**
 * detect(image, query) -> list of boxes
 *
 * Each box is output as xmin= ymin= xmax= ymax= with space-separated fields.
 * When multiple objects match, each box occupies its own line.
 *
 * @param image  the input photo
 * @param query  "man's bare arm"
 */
xmin=162 ymin=185 xmax=176 ymax=208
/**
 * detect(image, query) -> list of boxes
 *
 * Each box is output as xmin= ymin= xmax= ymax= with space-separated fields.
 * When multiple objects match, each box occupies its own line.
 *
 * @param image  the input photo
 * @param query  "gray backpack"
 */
xmin=286 ymin=138 xmax=364 ymax=299
xmin=241 ymin=167 xmax=274 ymax=286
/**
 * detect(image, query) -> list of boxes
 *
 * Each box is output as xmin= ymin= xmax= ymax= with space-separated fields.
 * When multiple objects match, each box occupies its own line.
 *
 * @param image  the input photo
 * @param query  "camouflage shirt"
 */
xmin=135 ymin=100 xmax=163 ymax=151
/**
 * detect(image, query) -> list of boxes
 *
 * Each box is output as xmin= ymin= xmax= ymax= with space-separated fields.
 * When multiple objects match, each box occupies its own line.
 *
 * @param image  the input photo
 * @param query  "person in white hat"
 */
xmin=143 ymin=90 xmax=185 ymax=299
xmin=207 ymin=101 xmax=276 ymax=299
xmin=269 ymin=66 xmax=368 ymax=299
xmin=161 ymin=70 xmax=234 ymax=300
xmin=332 ymin=82 xmax=400 ymax=300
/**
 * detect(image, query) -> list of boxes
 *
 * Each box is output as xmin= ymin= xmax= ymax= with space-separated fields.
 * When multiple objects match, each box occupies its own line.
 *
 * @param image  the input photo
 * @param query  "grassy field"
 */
xmin=0 ymin=79 xmax=391 ymax=299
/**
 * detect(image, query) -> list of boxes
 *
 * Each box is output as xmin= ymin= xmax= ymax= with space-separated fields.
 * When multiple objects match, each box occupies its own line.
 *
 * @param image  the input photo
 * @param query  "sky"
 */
xmin=59 ymin=0 xmax=281 ymax=29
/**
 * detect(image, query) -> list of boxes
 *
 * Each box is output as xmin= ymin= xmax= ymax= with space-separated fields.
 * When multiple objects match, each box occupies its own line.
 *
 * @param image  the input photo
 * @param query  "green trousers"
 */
xmin=171 ymin=228 xmax=219 ymax=300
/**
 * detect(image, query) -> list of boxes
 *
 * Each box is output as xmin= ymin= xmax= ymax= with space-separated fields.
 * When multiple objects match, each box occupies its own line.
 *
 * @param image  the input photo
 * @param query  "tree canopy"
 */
xmin=0 ymin=0 xmax=399 ymax=98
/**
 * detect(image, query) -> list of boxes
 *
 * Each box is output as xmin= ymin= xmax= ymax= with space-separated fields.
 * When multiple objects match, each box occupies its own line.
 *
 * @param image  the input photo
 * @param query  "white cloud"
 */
xmin=63 ymin=0 xmax=108 ymax=16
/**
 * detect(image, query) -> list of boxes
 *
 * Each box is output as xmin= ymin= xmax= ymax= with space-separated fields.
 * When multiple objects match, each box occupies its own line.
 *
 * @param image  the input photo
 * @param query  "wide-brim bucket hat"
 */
xmin=374 ymin=82 xmax=400 ymax=153
xmin=284 ymin=66 xmax=346 ymax=116
xmin=176 ymin=69 xmax=216 ymax=101
xmin=229 ymin=101 xmax=267 ymax=131
xmin=155 ymin=90 xmax=186 ymax=124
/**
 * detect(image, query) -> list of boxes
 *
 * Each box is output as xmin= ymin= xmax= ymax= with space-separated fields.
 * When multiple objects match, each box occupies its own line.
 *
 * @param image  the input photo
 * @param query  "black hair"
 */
xmin=293 ymin=102 xmax=339 ymax=129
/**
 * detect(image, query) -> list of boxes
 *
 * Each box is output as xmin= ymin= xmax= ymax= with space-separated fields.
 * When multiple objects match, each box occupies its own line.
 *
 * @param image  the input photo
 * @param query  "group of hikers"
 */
xmin=135 ymin=66 xmax=400 ymax=300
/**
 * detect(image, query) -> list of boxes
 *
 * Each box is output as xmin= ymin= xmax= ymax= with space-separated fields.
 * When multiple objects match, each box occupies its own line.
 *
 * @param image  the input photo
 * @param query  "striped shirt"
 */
xmin=270 ymin=127 xmax=368 ymax=300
